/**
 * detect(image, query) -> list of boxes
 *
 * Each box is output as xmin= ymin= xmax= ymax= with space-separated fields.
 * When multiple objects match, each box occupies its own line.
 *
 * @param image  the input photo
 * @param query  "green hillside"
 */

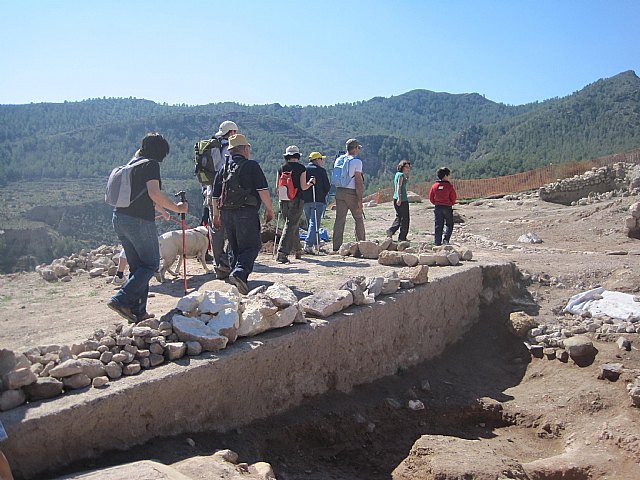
xmin=0 ymin=70 xmax=639 ymax=273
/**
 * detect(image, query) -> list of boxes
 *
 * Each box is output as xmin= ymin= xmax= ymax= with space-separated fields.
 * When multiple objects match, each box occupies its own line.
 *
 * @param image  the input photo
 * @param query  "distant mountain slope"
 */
xmin=0 ymin=70 xmax=638 ymax=189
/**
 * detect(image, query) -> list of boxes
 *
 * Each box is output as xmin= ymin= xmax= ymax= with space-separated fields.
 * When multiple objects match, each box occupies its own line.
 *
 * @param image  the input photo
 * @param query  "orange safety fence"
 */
xmin=365 ymin=148 xmax=640 ymax=203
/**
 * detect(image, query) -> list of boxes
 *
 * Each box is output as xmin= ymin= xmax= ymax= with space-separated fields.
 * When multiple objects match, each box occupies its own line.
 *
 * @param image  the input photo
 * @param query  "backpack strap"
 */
xmin=128 ymin=157 xmax=151 ymax=205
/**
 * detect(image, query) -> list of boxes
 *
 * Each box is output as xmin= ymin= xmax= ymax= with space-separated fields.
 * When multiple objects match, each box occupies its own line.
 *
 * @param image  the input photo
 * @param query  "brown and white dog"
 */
xmin=155 ymin=226 xmax=212 ymax=282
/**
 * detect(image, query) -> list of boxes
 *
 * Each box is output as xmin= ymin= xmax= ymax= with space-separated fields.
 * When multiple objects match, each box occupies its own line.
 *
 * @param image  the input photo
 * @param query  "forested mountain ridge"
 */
xmin=0 ymin=70 xmax=639 ymax=192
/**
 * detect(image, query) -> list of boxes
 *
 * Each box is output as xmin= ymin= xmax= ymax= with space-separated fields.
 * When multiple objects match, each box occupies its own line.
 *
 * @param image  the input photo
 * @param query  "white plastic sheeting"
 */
xmin=563 ymin=287 xmax=640 ymax=321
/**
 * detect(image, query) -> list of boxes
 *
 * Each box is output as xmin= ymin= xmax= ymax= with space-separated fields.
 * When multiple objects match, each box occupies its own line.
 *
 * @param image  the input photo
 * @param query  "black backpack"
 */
xmin=194 ymin=138 xmax=222 ymax=185
xmin=218 ymin=156 xmax=259 ymax=210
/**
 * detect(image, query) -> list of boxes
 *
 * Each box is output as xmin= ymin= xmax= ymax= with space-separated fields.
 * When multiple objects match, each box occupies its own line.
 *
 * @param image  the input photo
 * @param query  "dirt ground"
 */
xmin=2 ymin=192 xmax=640 ymax=479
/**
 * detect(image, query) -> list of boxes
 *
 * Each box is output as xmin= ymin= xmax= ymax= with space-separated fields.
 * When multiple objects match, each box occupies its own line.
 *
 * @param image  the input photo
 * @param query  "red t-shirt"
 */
xmin=429 ymin=180 xmax=456 ymax=206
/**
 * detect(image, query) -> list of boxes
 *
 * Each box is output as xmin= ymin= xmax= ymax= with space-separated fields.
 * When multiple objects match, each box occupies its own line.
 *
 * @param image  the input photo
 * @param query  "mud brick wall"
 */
xmin=0 ymin=261 xmax=517 ymax=479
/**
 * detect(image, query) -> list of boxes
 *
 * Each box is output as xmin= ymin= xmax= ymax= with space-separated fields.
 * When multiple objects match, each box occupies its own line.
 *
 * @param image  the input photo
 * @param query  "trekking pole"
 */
xmin=272 ymin=210 xmax=281 ymax=257
xmin=310 ymin=177 xmax=321 ymax=254
xmin=175 ymin=191 xmax=188 ymax=295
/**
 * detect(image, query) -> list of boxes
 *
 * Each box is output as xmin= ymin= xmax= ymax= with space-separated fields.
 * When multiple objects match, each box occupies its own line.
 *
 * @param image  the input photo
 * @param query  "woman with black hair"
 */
xmin=108 ymin=133 xmax=188 ymax=323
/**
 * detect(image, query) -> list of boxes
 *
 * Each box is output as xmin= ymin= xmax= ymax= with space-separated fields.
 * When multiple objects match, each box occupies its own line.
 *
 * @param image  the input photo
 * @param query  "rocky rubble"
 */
xmin=508 ymin=310 xmax=640 ymax=407
xmin=36 ymin=244 xmax=121 ymax=282
xmin=1 ymin=265 xmax=433 ymax=411
xmin=334 ymin=238 xmax=473 ymax=268
xmin=539 ymin=162 xmax=640 ymax=205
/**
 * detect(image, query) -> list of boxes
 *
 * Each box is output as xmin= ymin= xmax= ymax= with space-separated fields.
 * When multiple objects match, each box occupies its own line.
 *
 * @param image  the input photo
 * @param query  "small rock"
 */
xmin=92 ymin=376 xmax=109 ymax=388
xmin=617 ymin=336 xmax=631 ymax=351
xmin=599 ymin=363 xmax=623 ymax=381
xmin=408 ymin=400 xmax=425 ymax=411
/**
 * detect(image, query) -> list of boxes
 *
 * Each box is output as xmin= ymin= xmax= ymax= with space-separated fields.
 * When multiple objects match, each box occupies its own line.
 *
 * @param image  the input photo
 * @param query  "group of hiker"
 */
xmin=105 ymin=121 xmax=457 ymax=322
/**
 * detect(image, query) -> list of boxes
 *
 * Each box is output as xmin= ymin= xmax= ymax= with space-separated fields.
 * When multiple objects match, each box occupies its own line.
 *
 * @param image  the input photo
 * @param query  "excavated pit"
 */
xmin=3 ymin=261 xmax=540 ymax=480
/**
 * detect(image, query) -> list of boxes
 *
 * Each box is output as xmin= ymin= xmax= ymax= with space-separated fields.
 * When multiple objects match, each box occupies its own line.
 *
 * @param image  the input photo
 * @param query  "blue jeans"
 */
xmin=303 ymin=202 xmax=326 ymax=247
xmin=434 ymin=205 xmax=454 ymax=246
xmin=111 ymin=212 xmax=160 ymax=316
xmin=221 ymin=206 xmax=262 ymax=282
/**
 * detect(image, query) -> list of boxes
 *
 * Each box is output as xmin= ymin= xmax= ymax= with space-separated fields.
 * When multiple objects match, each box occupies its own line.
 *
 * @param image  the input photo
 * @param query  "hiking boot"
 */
xmin=205 ymin=252 xmax=214 ymax=263
xmin=276 ymin=254 xmax=290 ymax=264
xmin=111 ymin=274 xmax=125 ymax=286
xmin=228 ymin=273 xmax=249 ymax=295
xmin=136 ymin=312 xmax=155 ymax=322
xmin=294 ymin=250 xmax=303 ymax=259
xmin=215 ymin=266 xmax=231 ymax=280
xmin=107 ymin=300 xmax=137 ymax=323
xmin=303 ymin=246 xmax=315 ymax=255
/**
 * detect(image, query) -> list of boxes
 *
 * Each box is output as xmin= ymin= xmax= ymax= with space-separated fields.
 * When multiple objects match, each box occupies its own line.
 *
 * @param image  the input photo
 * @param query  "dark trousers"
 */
xmin=387 ymin=200 xmax=410 ymax=241
xmin=277 ymin=197 xmax=304 ymax=257
xmin=220 ymin=206 xmax=262 ymax=282
xmin=434 ymin=205 xmax=454 ymax=245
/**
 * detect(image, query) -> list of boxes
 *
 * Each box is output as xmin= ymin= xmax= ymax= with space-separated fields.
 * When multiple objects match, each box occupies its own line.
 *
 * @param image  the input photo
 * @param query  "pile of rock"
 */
xmin=509 ymin=311 xmax=640 ymax=406
xmin=336 ymin=238 xmax=473 ymax=268
xmin=300 ymin=266 xmax=428 ymax=318
xmin=0 ymin=284 xmax=306 ymax=412
xmin=624 ymin=202 xmax=640 ymax=239
xmin=539 ymin=162 xmax=640 ymax=205
xmin=36 ymin=244 xmax=120 ymax=282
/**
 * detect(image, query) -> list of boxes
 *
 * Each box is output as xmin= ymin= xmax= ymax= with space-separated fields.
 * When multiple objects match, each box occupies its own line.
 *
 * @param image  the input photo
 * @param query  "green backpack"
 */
xmin=194 ymin=138 xmax=222 ymax=185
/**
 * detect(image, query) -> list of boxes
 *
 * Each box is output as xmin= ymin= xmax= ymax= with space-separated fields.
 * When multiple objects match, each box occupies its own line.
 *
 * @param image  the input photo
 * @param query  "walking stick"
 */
xmin=272 ymin=210 xmax=281 ymax=257
xmin=310 ymin=177 xmax=321 ymax=254
xmin=175 ymin=191 xmax=188 ymax=295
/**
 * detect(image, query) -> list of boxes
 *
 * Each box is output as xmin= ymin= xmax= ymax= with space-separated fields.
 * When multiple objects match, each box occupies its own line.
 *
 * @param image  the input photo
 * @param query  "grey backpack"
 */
xmin=105 ymin=157 xmax=149 ymax=208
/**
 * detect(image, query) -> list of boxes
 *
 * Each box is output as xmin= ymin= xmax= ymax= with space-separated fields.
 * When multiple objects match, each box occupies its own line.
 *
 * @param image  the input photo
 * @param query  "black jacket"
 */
xmin=302 ymin=162 xmax=330 ymax=203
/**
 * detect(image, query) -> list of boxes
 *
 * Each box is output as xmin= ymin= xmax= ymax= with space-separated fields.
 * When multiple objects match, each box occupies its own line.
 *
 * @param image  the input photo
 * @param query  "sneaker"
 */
xmin=111 ymin=274 xmax=125 ymax=286
xmin=107 ymin=300 xmax=137 ymax=323
xmin=228 ymin=273 xmax=249 ymax=295
xmin=303 ymin=246 xmax=315 ymax=255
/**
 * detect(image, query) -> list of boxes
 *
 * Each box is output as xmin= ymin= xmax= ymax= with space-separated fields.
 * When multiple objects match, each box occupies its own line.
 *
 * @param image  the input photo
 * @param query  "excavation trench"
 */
xmin=2 ymin=261 xmax=525 ymax=479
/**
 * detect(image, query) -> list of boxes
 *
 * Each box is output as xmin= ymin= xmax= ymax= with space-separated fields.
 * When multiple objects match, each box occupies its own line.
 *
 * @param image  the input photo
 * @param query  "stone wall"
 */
xmin=0 ymin=261 xmax=518 ymax=479
xmin=539 ymin=162 xmax=639 ymax=205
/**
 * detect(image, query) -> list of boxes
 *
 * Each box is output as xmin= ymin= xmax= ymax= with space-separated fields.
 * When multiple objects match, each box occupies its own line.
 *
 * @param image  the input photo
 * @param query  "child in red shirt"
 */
xmin=428 ymin=167 xmax=457 ymax=245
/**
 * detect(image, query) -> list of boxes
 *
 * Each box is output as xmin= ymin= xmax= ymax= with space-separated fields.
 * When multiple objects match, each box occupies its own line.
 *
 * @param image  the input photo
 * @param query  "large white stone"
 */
xmin=418 ymin=254 xmax=437 ymax=266
xmin=270 ymin=304 xmax=301 ymax=330
xmin=176 ymin=292 xmax=201 ymax=314
xmin=49 ymin=359 xmax=85 ymax=378
xmin=378 ymin=250 xmax=405 ymax=266
xmin=207 ymin=308 xmax=239 ymax=344
xmin=381 ymin=271 xmax=401 ymax=295
xmin=172 ymin=315 xmax=228 ymax=351
xmin=299 ymin=290 xmax=353 ymax=318
xmin=357 ymin=241 xmax=381 ymax=259
xmin=398 ymin=265 xmax=429 ymax=285
xmin=365 ymin=277 xmax=384 ymax=297
xmin=199 ymin=290 xmax=239 ymax=315
xmin=265 ymin=283 xmax=298 ymax=308
xmin=237 ymin=296 xmax=279 ymax=337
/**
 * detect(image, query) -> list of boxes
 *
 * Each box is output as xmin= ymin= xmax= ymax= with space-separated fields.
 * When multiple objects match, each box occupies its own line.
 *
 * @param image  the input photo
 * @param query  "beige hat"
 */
xmin=283 ymin=145 xmax=301 ymax=157
xmin=216 ymin=120 xmax=238 ymax=137
xmin=228 ymin=134 xmax=250 ymax=149
xmin=308 ymin=151 xmax=326 ymax=160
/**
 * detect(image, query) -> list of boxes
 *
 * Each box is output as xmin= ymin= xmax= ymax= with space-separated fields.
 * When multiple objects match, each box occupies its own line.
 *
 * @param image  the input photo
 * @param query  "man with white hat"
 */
xmin=204 ymin=120 xmax=238 ymax=278
xmin=210 ymin=133 xmax=274 ymax=294
xmin=275 ymin=145 xmax=316 ymax=264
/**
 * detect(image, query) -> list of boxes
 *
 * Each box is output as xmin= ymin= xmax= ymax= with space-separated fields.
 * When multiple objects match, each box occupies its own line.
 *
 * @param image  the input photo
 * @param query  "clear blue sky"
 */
xmin=1 ymin=0 xmax=638 ymax=107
